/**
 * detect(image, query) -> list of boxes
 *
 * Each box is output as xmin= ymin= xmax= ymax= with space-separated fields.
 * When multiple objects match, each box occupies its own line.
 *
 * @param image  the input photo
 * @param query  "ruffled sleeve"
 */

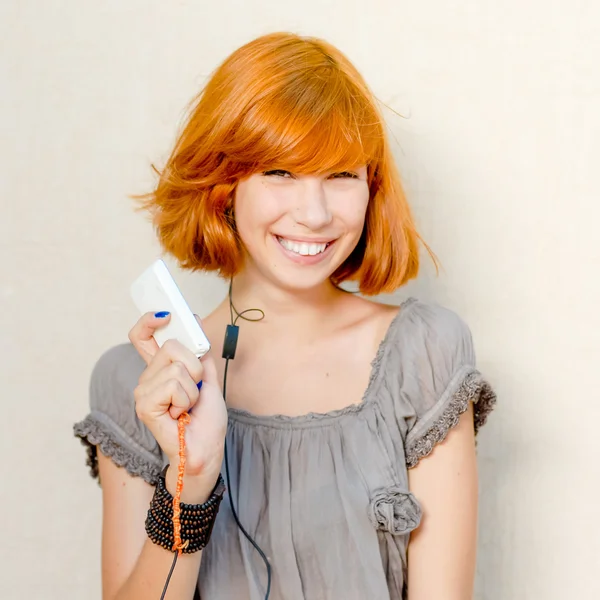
xmin=392 ymin=302 xmax=496 ymax=468
xmin=73 ymin=344 xmax=163 ymax=485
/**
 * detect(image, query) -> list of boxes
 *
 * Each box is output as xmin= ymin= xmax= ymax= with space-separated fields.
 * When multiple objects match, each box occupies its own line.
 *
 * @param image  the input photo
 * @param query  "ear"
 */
xmin=224 ymin=196 xmax=236 ymax=225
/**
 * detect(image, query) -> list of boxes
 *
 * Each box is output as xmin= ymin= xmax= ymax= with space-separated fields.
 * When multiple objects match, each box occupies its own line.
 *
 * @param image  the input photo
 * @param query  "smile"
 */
xmin=276 ymin=236 xmax=332 ymax=256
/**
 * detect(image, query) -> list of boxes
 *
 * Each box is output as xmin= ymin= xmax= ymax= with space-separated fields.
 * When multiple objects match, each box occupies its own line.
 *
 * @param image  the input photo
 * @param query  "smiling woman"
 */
xmin=137 ymin=32 xmax=431 ymax=295
xmin=234 ymin=163 xmax=371 ymax=289
xmin=74 ymin=31 xmax=496 ymax=600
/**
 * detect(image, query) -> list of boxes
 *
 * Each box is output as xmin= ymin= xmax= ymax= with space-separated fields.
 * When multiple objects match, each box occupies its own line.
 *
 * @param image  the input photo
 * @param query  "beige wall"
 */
xmin=2 ymin=1 xmax=598 ymax=598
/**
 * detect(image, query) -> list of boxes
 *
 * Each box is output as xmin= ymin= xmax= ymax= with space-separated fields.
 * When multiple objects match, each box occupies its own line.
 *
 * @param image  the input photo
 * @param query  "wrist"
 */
xmin=146 ymin=467 xmax=226 ymax=554
xmin=165 ymin=464 xmax=222 ymax=504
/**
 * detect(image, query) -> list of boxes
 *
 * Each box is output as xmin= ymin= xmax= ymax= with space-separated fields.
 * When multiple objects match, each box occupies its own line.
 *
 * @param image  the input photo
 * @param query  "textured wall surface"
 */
xmin=2 ymin=1 xmax=599 ymax=598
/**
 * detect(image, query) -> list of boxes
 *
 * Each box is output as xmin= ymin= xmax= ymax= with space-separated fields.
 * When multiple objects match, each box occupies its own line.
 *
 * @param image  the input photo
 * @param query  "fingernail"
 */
xmin=197 ymin=380 xmax=203 ymax=390
xmin=154 ymin=311 xmax=170 ymax=318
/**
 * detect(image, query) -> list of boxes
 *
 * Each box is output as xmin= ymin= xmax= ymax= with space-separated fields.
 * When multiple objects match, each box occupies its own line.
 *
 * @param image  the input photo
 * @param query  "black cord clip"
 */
xmin=222 ymin=324 xmax=239 ymax=360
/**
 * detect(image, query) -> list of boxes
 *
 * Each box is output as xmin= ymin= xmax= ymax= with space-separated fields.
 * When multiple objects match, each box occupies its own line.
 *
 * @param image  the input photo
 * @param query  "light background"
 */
xmin=1 ymin=1 xmax=598 ymax=598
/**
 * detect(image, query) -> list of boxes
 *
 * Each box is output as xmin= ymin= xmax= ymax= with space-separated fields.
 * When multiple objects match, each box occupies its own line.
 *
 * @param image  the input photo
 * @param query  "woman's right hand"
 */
xmin=128 ymin=312 xmax=228 ymax=493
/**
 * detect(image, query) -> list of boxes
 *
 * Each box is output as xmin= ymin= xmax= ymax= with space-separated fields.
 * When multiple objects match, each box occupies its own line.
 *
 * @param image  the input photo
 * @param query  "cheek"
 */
xmin=339 ymin=187 xmax=370 ymax=232
xmin=233 ymin=180 xmax=283 ymax=246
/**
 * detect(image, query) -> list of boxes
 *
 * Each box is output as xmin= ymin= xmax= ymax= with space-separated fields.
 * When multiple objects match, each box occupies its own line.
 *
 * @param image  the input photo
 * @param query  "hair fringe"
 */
xmin=133 ymin=32 xmax=438 ymax=295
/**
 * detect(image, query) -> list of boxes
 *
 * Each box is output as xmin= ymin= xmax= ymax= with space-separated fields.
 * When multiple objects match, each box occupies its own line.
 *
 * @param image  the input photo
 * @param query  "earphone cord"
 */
xmin=160 ymin=284 xmax=270 ymax=600
xmin=224 ymin=283 xmax=271 ymax=598
xmin=160 ymin=553 xmax=179 ymax=600
xmin=223 ymin=358 xmax=272 ymax=600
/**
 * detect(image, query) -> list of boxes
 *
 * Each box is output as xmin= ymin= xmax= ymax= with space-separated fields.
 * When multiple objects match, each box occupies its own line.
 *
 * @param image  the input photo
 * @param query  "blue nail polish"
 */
xmin=154 ymin=311 xmax=170 ymax=318
xmin=197 ymin=380 xmax=203 ymax=390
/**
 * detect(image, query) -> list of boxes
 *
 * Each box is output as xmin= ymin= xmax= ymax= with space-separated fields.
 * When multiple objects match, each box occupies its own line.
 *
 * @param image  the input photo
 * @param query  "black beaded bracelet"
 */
xmin=145 ymin=467 xmax=226 ymax=554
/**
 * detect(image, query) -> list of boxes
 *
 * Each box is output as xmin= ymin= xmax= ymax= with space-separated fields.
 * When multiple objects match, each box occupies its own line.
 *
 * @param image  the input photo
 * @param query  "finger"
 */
xmin=142 ymin=361 xmax=200 ymax=408
xmin=165 ymin=379 xmax=195 ymax=420
xmin=129 ymin=311 xmax=172 ymax=365
xmin=193 ymin=314 xmax=218 ymax=387
xmin=135 ymin=377 xmax=191 ymax=421
xmin=140 ymin=338 xmax=204 ymax=384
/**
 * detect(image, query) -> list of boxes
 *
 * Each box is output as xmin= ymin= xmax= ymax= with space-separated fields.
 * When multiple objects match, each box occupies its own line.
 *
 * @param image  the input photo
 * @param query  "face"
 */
xmin=233 ymin=166 xmax=369 ymax=292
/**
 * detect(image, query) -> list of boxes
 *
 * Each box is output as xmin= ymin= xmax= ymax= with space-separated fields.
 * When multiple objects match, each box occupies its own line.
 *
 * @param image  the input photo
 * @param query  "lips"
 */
xmin=272 ymin=234 xmax=338 ymax=266
xmin=276 ymin=236 xmax=331 ymax=256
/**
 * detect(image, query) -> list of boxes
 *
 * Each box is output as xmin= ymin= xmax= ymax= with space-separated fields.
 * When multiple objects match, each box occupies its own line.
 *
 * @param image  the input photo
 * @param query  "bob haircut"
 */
xmin=139 ymin=32 xmax=434 ymax=295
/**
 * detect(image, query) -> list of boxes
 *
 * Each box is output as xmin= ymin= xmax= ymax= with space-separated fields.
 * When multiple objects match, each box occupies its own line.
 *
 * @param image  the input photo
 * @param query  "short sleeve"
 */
xmin=73 ymin=344 xmax=164 ymax=485
xmin=393 ymin=302 xmax=497 ymax=468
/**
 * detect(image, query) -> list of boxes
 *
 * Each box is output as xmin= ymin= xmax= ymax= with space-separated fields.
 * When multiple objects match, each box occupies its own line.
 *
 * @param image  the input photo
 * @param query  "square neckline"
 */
xmin=226 ymin=297 xmax=417 ymax=429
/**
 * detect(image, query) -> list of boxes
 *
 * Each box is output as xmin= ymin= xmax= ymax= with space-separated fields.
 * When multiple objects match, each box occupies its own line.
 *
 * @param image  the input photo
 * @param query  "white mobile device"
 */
xmin=130 ymin=259 xmax=211 ymax=358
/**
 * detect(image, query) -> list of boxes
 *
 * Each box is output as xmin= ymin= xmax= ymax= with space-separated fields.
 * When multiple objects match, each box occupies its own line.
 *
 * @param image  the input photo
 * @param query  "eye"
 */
xmin=263 ymin=169 xmax=293 ymax=178
xmin=329 ymin=171 xmax=359 ymax=179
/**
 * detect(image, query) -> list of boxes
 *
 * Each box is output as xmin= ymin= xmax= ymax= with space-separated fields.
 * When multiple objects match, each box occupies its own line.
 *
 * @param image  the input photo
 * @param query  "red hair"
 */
xmin=138 ymin=32 xmax=435 ymax=295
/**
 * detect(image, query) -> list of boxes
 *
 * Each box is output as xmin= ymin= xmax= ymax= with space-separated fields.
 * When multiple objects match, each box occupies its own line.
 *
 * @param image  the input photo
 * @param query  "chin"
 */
xmin=240 ymin=236 xmax=358 ymax=293
xmin=268 ymin=269 xmax=337 ymax=293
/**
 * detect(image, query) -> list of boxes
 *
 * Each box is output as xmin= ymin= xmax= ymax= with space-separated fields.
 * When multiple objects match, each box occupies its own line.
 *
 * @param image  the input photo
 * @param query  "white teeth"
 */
xmin=278 ymin=237 xmax=329 ymax=256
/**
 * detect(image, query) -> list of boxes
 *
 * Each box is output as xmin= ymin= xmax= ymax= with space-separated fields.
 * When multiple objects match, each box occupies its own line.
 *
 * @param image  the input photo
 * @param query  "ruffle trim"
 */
xmin=227 ymin=298 xmax=418 ymax=429
xmin=405 ymin=371 xmax=497 ymax=469
xmin=73 ymin=415 xmax=161 ymax=485
xmin=368 ymin=486 xmax=422 ymax=535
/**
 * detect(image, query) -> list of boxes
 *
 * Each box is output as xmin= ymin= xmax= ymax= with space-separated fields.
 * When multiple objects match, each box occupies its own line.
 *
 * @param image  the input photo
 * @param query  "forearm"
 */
xmin=110 ymin=466 xmax=218 ymax=600
xmin=407 ymin=513 xmax=477 ymax=600
xmin=112 ymin=539 xmax=202 ymax=600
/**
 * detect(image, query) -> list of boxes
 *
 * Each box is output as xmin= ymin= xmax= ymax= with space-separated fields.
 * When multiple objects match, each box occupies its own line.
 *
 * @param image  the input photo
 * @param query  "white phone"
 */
xmin=130 ymin=259 xmax=211 ymax=358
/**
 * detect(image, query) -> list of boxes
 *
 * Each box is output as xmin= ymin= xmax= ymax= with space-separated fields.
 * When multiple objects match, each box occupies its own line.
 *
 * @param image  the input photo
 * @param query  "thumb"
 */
xmin=193 ymin=314 xmax=220 ymax=387
xmin=199 ymin=351 xmax=219 ymax=386
xmin=129 ymin=311 xmax=171 ymax=366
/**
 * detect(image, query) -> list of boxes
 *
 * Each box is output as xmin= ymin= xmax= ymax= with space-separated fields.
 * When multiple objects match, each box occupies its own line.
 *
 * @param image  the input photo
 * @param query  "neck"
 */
xmin=228 ymin=270 xmax=347 ymax=328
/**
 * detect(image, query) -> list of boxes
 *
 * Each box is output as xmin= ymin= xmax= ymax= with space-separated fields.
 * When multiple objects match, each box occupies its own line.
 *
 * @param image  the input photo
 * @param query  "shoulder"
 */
xmin=90 ymin=343 xmax=147 ymax=401
xmin=378 ymin=298 xmax=479 ymax=419
xmin=378 ymin=299 xmax=496 ymax=467
xmin=88 ymin=343 xmax=151 ymax=440
xmin=74 ymin=343 xmax=162 ymax=485
xmin=385 ymin=298 xmax=475 ymax=365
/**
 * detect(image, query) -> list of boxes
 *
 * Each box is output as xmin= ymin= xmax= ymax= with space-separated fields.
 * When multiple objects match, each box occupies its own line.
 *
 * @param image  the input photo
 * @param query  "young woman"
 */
xmin=75 ymin=32 xmax=496 ymax=600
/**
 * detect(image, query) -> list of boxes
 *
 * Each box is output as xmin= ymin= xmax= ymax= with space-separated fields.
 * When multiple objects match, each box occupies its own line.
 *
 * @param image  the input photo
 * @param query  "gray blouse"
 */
xmin=74 ymin=298 xmax=496 ymax=600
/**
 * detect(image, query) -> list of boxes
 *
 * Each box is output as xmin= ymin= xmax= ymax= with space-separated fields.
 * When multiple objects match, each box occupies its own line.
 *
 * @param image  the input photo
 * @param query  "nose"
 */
xmin=292 ymin=178 xmax=333 ymax=230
